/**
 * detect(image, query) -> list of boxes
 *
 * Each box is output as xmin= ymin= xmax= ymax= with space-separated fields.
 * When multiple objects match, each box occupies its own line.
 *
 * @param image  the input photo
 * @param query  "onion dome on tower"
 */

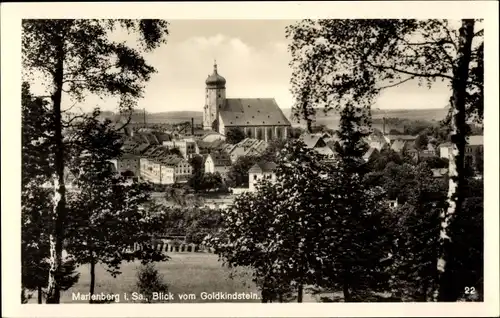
xmin=205 ymin=60 xmax=226 ymax=88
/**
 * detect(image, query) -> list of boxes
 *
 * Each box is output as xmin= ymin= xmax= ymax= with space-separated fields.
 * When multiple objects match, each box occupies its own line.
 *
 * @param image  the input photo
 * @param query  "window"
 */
xmin=253 ymin=175 xmax=257 ymax=180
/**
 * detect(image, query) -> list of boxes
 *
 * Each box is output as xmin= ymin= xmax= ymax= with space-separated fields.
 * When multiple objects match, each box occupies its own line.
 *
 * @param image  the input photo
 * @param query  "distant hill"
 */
xmin=99 ymin=110 xmax=204 ymax=125
xmin=282 ymin=107 xmax=449 ymax=130
xmin=99 ymin=106 xmax=448 ymax=130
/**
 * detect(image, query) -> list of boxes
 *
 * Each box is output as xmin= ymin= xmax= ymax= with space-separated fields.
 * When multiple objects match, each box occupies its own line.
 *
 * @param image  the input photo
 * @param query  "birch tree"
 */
xmin=64 ymin=114 xmax=168 ymax=302
xmin=22 ymin=19 xmax=169 ymax=303
xmin=287 ymin=19 xmax=483 ymax=301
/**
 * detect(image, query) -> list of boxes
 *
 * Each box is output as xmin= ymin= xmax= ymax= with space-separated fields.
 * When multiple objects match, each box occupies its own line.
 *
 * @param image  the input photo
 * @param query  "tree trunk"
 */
xmin=433 ymin=19 xmax=475 ymax=302
xmin=45 ymin=31 xmax=67 ymax=304
xmin=297 ymin=283 xmax=303 ymax=303
xmin=38 ymin=285 xmax=43 ymax=304
xmin=89 ymin=258 xmax=96 ymax=304
xmin=343 ymin=266 xmax=352 ymax=302
xmin=343 ymin=281 xmax=352 ymax=302
xmin=421 ymin=278 xmax=429 ymax=302
xmin=279 ymin=293 xmax=283 ymax=303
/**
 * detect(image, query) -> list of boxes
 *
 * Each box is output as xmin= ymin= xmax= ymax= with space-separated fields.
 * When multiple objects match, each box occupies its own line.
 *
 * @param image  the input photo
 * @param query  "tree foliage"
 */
xmin=188 ymin=154 xmax=205 ymax=192
xmin=136 ymin=263 xmax=169 ymax=303
xmin=225 ymin=127 xmax=246 ymax=144
xmin=286 ymin=19 xmax=483 ymax=125
xmin=22 ymin=19 xmax=169 ymax=303
xmin=209 ymin=139 xmax=392 ymax=302
xmin=287 ymin=19 xmax=483 ymax=301
xmin=227 ymin=156 xmax=257 ymax=188
xmin=21 ymin=82 xmax=80 ymax=303
xmin=64 ymin=116 xmax=168 ymax=301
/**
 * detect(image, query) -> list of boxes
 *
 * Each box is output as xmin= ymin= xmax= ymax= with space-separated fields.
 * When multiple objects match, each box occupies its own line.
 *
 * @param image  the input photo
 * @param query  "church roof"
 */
xmin=219 ymin=98 xmax=291 ymax=127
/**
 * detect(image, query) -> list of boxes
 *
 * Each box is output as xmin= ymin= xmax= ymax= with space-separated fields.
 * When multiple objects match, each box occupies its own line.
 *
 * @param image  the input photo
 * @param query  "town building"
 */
xmin=223 ymin=138 xmax=268 ymax=163
xmin=439 ymin=135 xmax=483 ymax=170
xmin=248 ymin=161 xmax=277 ymax=192
xmin=115 ymin=153 xmax=141 ymax=177
xmin=202 ymin=61 xmax=291 ymax=141
xmin=363 ymin=147 xmax=380 ymax=162
xmin=202 ymin=196 xmax=235 ymax=210
xmin=163 ymin=139 xmax=197 ymax=159
xmin=384 ymin=134 xmax=418 ymax=146
xmin=196 ymin=139 xmax=226 ymax=156
xmin=204 ymin=152 xmax=232 ymax=182
xmin=140 ymin=155 xmax=192 ymax=184
xmin=465 ymin=135 xmax=484 ymax=169
xmin=301 ymin=133 xmax=336 ymax=161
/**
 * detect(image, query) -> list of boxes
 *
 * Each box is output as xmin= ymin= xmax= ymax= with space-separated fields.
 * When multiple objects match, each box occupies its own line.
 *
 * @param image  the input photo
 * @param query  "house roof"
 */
xmin=219 ymin=98 xmax=291 ymax=127
xmin=200 ymin=131 xmax=224 ymax=140
xmin=363 ymin=147 xmax=378 ymax=160
xmin=193 ymin=129 xmax=215 ymax=137
xmin=385 ymin=135 xmax=418 ymax=141
xmin=391 ymin=140 xmax=407 ymax=152
xmin=207 ymin=152 xmax=232 ymax=167
xmin=431 ymin=168 xmax=448 ymax=178
xmin=326 ymin=140 xmax=338 ymax=151
xmin=315 ymin=146 xmax=335 ymax=157
xmin=438 ymin=142 xmax=452 ymax=148
xmin=237 ymin=138 xmax=267 ymax=151
xmin=301 ymin=134 xmax=327 ymax=149
xmin=197 ymin=139 xmax=225 ymax=149
xmin=222 ymin=144 xmax=237 ymax=154
xmin=142 ymin=145 xmax=171 ymax=158
xmin=152 ymin=131 xmax=172 ymax=143
xmin=160 ymin=155 xmax=185 ymax=167
xmin=249 ymin=161 xmax=277 ymax=174
xmin=467 ymin=135 xmax=483 ymax=146
xmin=120 ymin=153 xmax=140 ymax=160
xmin=134 ymin=143 xmax=152 ymax=154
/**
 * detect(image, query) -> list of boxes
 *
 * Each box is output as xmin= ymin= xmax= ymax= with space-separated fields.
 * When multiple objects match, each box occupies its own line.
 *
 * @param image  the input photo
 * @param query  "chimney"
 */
xmin=191 ymin=117 xmax=195 ymax=135
xmin=143 ymin=108 xmax=146 ymax=127
xmin=383 ymin=117 xmax=386 ymax=135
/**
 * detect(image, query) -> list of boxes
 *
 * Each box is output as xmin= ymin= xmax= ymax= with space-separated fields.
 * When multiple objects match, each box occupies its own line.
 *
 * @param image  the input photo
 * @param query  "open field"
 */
xmin=26 ymin=253 xmax=399 ymax=303
xmin=284 ymin=107 xmax=448 ymax=131
xmin=56 ymin=253 xmax=260 ymax=303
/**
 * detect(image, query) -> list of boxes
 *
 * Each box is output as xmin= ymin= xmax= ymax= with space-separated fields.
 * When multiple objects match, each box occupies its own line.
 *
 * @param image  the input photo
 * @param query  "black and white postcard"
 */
xmin=1 ymin=1 xmax=499 ymax=317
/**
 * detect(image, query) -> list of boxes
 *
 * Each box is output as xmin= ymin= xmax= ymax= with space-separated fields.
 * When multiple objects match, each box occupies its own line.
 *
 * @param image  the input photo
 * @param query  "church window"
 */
xmin=267 ymin=127 xmax=273 ymax=139
xmin=257 ymin=128 xmax=263 ymax=140
xmin=247 ymin=121 xmax=250 ymax=124
xmin=252 ymin=116 xmax=255 ymax=118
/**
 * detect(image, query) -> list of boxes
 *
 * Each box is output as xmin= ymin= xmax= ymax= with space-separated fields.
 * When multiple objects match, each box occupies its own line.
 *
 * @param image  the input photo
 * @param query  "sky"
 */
xmin=51 ymin=20 xmax=453 ymax=114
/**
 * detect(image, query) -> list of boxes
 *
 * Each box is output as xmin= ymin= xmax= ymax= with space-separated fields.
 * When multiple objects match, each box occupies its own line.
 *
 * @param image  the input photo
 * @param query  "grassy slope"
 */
xmin=59 ymin=253 xmax=259 ymax=303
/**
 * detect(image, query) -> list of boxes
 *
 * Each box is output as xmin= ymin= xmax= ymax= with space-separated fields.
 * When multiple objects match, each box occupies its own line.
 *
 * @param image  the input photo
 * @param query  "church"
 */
xmin=203 ymin=62 xmax=291 ymax=141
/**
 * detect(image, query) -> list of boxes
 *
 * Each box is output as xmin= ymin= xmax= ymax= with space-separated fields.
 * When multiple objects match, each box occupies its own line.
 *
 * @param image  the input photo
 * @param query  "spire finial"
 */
xmin=214 ymin=59 xmax=217 ymax=73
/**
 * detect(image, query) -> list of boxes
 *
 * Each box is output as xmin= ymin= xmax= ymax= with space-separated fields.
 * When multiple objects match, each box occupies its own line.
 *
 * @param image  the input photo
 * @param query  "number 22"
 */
xmin=465 ymin=287 xmax=476 ymax=294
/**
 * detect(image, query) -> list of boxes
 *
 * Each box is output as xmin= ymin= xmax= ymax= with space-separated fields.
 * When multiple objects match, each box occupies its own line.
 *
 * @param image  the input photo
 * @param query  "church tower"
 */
xmin=203 ymin=61 xmax=226 ymax=131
